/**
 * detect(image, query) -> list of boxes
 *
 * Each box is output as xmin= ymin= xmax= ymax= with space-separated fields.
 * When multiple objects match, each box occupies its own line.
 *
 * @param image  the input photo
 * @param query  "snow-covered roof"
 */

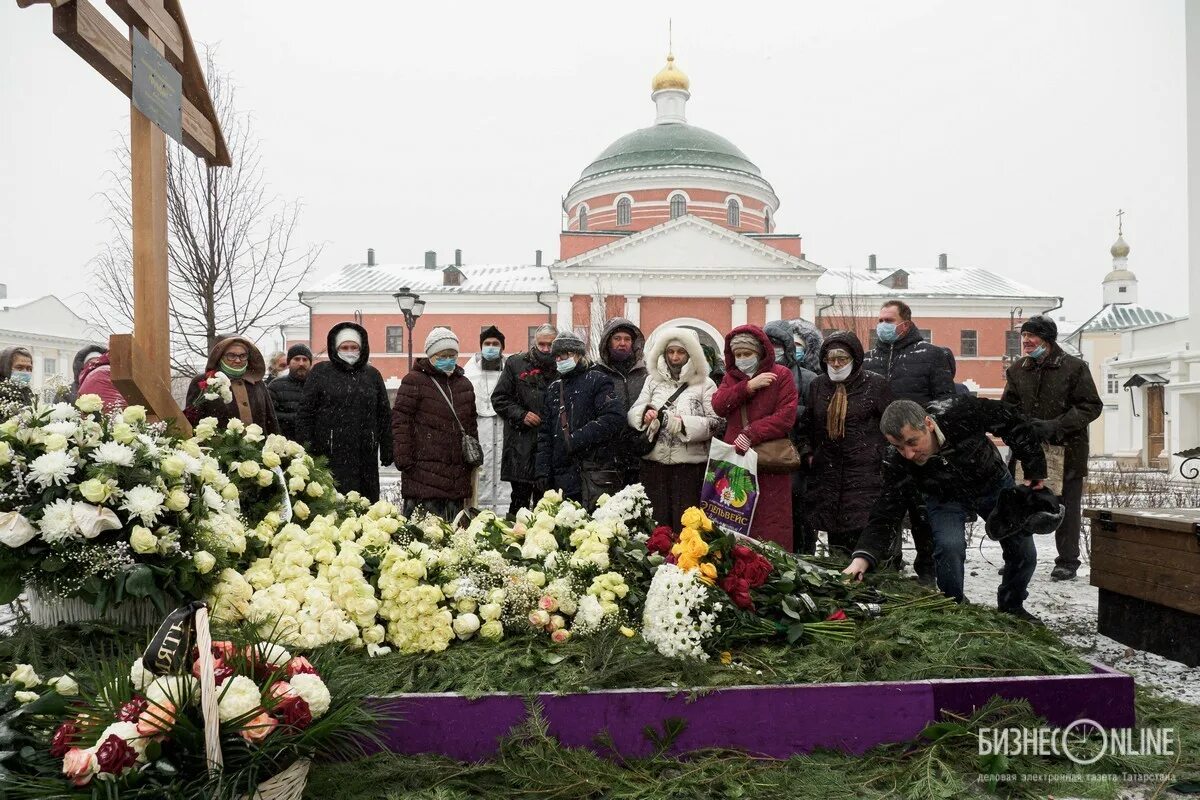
xmin=1072 ymin=303 xmax=1176 ymax=335
xmin=0 ymin=297 xmax=37 ymax=310
xmin=815 ymin=267 xmax=1054 ymax=300
xmin=302 ymin=263 xmax=555 ymax=296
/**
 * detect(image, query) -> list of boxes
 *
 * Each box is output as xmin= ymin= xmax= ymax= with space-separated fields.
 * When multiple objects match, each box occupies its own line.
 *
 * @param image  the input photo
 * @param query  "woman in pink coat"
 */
xmin=712 ymin=325 xmax=799 ymax=549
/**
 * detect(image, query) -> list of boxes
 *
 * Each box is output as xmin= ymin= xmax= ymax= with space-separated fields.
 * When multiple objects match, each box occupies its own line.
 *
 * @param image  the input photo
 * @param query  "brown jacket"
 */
xmin=391 ymin=358 xmax=477 ymax=502
xmin=184 ymin=337 xmax=279 ymax=435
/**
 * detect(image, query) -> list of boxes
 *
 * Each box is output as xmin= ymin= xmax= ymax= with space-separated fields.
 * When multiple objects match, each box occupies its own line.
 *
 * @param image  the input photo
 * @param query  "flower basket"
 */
xmin=241 ymin=757 xmax=310 ymax=800
xmin=24 ymin=587 xmax=160 ymax=629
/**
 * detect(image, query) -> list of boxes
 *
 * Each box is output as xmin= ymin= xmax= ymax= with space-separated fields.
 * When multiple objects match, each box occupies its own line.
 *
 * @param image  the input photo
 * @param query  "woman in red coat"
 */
xmin=712 ymin=325 xmax=799 ymax=549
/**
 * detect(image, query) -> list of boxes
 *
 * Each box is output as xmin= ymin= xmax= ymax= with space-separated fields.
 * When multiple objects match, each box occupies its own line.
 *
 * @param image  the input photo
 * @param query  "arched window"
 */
xmin=727 ymin=198 xmax=740 ymax=227
xmin=616 ymin=197 xmax=632 ymax=227
xmin=578 ymin=205 xmax=588 ymax=231
xmin=763 ymin=208 xmax=771 ymax=232
xmin=670 ymin=194 xmax=686 ymax=219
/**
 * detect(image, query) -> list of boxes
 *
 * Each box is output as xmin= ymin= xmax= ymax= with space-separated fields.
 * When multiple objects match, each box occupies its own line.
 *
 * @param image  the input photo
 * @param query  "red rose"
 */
xmin=49 ymin=720 xmax=79 ymax=758
xmin=94 ymin=733 xmax=138 ymax=775
xmin=827 ymin=608 xmax=848 ymax=621
xmin=115 ymin=696 xmax=148 ymax=723
xmin=275 ymin=694 xmax=313 ymax=730
xmin=729 ymin=546 xmax=773 ymax=588
xmin=646 ymin=526 xmax=675 ymax=557
xmin=719 ymin=575 xmax=754 ymax=611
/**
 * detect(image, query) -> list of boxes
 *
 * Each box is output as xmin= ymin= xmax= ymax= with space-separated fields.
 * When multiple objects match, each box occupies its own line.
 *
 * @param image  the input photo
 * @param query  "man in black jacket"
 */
xmin=491 ymin=323 xmax=557 ymax=516
xmin=268 ymin=344 xmax=312 ymax=441
xmin=1001 ymin=315 xmax=1103 ymax=581
xmin=844 ymin=396 xmax=1046 ymax=623
xmin=862 ymin=300 xmax=956 ymax=585
xmin=592 ymin=317 xmax=649 ymax=489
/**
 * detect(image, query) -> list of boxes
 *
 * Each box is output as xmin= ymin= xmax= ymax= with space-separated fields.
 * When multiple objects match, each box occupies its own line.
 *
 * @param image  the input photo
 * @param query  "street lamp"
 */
xmin=393 ymin=287 xmax=425 ymax=371
xmin=1005 ymin=306 xmax=1024 ymax=367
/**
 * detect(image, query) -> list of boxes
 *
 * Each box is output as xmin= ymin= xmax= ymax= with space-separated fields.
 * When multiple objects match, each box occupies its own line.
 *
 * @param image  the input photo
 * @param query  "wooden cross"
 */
xmin=17 ymin=0 xmax=230 ymax=436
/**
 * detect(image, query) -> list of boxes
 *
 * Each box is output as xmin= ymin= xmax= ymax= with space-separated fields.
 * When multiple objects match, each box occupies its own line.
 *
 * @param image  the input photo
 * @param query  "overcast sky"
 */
xmin=0 ymin=0 xmax=1187 ymax=325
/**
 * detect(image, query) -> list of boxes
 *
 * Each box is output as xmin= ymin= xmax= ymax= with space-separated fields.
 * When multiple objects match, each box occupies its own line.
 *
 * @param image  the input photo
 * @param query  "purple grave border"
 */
xmin=369 ymin=660 xmax=1134 ymax=761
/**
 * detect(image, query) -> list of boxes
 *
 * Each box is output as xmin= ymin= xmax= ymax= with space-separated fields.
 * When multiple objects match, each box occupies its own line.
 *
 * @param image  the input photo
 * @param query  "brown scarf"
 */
xmin=826 ymin=384 xmax=848 ymax=440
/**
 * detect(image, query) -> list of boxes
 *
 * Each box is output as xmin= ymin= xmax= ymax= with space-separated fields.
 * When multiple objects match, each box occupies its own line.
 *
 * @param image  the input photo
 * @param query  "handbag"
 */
xmin=740 ymin=406 xmax=801 ymax=473
xmin=430 ymin=377 xmax=485 ymax=469
xmin=631 ymin=383 xmax=689 ymax=457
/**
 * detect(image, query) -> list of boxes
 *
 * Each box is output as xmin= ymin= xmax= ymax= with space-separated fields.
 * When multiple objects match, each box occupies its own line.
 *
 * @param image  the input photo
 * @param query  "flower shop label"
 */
xmin=700 ymin=440 xmax=758 ymax=537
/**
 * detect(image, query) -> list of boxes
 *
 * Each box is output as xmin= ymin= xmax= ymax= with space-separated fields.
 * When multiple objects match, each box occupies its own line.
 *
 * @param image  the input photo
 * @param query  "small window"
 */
xmin=727 ymin=198 xmax=740 ymax=227
xmin=616 ymin=197 xmax=631 ymax=226
xmin=1118 ymin=286 xmax=1127 ymax=293
xmin=1106 ymin=373 xmax=1120 ymax=395
xmin=527 ymin=326 xmax=541 ymax=350
xmin=960 ymin=330 xmax=978 ymax=357
xmin=578 ymin=206 xmax=588 ymax=231
xmin=919 ymin=329 xmax=933 ymax=343
xmin=1005 ymin=329 xmax=1021 ymax=358
xmin=385 ymin=326 xmax=406 ymax=353
xmin=43 ymin=358 xmax=56 ymax=376
xmin=670 ymin=194 xmax=686 ymax=219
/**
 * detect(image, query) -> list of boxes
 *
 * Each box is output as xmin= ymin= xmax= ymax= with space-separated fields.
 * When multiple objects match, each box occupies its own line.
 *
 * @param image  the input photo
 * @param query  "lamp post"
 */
xmin=392 ymin=287 xmax=426 ymax=371
xmin=1005 ymin=306 xmax=1024 ymax=367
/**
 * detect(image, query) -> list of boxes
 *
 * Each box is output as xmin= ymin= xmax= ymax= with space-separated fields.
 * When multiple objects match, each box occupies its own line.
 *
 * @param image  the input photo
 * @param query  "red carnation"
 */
xmin=827 ymin=608 xmax=848 ymax=621
xmin=49 ymin=720 xmax=79 ymax=758
xmin=275 ymin=693 xmax=313 ymax=731
xmin=94 ymin=733 xmax=138 ymax=775
xmin=115 ymin=696 xmax=148 ymax=723
xmin=719 ymin=575 xmax=754 ymax=611
xmin=646 ymin=526 xmax=675 ymax=557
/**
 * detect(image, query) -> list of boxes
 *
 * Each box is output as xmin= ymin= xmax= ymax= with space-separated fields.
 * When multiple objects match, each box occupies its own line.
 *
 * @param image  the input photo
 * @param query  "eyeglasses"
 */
xmin=223 ymin=352 xmax=249 ymax=362
xmin=826 ymin=356 xmax=852 ymax=366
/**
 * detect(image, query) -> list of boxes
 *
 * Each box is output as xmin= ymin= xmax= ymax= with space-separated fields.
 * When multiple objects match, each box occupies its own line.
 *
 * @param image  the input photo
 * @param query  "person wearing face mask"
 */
xmin=591 ymin=318 xmax=649 ymax=490
xmin=267 ymin=344 xmax=313 ymax=441
xmin=788 ymin=318 xmax=825 ymax=374
xmin=297 ymin=324 xmax=392 ymax=501
xmin=1001 ymin=315 xmax=1101 ymax=582
xmin=765 ymin=321 xmax=819 ymax=555
xmin=627 ymin=328 xmax=722 ymax=527
xmin=492 ymin=323 xmax=557 ymax=517
xmin=535 ymin=330 xmax=625 ymax=509
xmin=712 ymin=325 xmax=798 ymax=549
xmin=798 ymin=331 xmax=894 ymax=561
xmin=391 ymin=326 xmax=477 ymax=518
xmin=0 ymin=346 xmax=35 ymax=412
xmin=463 ymin=325 xmax=510 ymax=514
xmin=185 ymin=336 xmax=279 ymax=434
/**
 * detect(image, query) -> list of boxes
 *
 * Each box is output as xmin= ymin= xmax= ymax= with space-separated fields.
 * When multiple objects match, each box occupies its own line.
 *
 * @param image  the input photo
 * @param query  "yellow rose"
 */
xmin=130 ymin=526 xmax=158 ymax=554
xmin=74 ymin=394 xmax=103 ymax=413
xmin=111 ymin=423 xmax=136 ymax=444
xmin=79 ymin=478 xmax=114 ymax=504
xmin=293 ymin=501 xmax=310 ymax=520
xmin=698 ymin=562 xmax=717 ymax=585
xmin=43 ymin=433 xmax=68 ymax=451
xmin=680 ymin=507 xmax=714 ymax=533
xmin=122 ymin=406 xmax=147 ymax=425
xmin=193 ymin=550 xmax=216 ymax=574
xmin=261 ymin=450 xmax=281 ymax=469
xmin=305 ymin=481 xmax=324 ymax=498
xmin=165 ymin=489 xmax=190 ymax=512
xmin=619 ymin=626 xmax=636 ymax=638
xmin=256 ymin=469 xmax=274 ymax=487
xmin=237 ymin=460 xmax=260 ymax=479
xmin=161 ymin=455 xmax=185 ymax=478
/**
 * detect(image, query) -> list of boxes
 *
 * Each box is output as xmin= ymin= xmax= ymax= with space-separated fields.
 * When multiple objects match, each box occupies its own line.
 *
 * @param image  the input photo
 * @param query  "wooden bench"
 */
xmin=1084 ymin=507 xmax=1200 ymax=667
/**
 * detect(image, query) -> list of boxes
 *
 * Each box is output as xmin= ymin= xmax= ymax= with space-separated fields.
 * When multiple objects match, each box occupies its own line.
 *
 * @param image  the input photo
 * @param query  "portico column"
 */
xmin=731 ymin=295 xmax=748 ymax=327
xmin=765 ymin=295 xmax=783 ymax=322
xmin=555 ymin=295 xmax=573 ymax=331
xmin=625 ymin=295 xmax=641 ymax=326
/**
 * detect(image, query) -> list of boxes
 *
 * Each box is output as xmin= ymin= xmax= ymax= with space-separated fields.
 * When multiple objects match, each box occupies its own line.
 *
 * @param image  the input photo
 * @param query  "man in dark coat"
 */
xmin=296 ymin=323 xmax=393 ymax=502
xmin=69 ymin=344 xmax=107 ymax=401
xmin=801 ymin=331 xmax=894 ymax=559
xmin=185 ymin=337 xmax=279 ymax=435
xmin=536 ymin=331 xmax=625 ymax=508
xmin=491 ymin=323 xmax=556 ymax=516
xmin=765 ymin=320 xmax=819 ymax=555
xmin=391 ymin=326 xmax=477 ymax=518
xmin=1001 ymin=315 xmax=1102 ymax=581
xmin=591 ymin=317 xmax=649 ymax=488
xmin=845 ymin=396 xmax=1047 ymax=623
xmin=268 ymin=344 xmax=312 ymax=441
xmin=862 ymin=300 xmax=956 ymax=585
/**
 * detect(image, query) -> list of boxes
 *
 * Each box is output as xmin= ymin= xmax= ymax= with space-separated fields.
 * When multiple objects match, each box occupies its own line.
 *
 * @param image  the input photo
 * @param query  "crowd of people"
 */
xmin=1 ymin=298 xmax=1102 ymax=622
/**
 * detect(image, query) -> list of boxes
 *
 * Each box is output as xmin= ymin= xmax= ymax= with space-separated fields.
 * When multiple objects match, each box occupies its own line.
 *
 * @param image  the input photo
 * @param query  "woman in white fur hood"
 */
xmin=627 ymin=327 xmax=723 ymax=528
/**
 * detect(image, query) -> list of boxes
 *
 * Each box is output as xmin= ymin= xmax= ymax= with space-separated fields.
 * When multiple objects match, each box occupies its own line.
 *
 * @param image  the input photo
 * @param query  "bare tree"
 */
xmin=89 ymin=49 xmax=322 ymax=375
xmin=816 ymin=267 xmax=877 ymax=345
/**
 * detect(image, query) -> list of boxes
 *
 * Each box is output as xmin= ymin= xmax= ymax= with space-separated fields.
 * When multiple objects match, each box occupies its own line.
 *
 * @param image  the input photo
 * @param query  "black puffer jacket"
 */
xmin=1001 ymin=345 xmax=1102 ymax=479
xmin=267 ymin=373 xmax=307 ymax=441
xmin=296 ymin=322 xmax=393 ymax=502
xmin=591 ymin=317 xmax=648 ymax=471
xmin=802 ymin=331 xmax=893 ymax=534
xmin=765 ymin=320 xmax=818 ymax=430
xmin=535 ymin=361 xmax=625 ymax=500
xmin=490 ymin=350 xmax=554 ymax=483
xmin=862 ymin=325 xmax=955 ymax=406
xmin=854 ymin=395 xmax=1046 ymax=566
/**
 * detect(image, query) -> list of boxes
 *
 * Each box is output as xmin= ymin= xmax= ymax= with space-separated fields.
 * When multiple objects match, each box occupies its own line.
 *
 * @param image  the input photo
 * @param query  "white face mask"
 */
xmin=340 ymin=351 xmax=360 ymax=365
xmin=734 ymin=356 xmax=758 ymax=375
xmin=828 ymin=363 xmax=853 ymax=382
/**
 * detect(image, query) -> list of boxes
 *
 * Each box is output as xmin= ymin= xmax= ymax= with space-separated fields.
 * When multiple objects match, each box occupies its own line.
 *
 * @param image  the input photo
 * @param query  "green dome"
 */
xmin=580 ymin=123 xmax=762 ymax=180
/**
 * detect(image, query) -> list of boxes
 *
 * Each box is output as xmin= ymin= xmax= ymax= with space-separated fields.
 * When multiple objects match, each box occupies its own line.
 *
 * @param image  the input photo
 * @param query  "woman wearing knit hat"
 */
xmin=391 ymin=326 xmax=479 ymax=518
xmin=534 ymin=330 xmax=626 ymax=509
xmin=463 ymin=325 xmax=510 ymax=514
xmin=296 ymin=322 xmax=393 ymax=501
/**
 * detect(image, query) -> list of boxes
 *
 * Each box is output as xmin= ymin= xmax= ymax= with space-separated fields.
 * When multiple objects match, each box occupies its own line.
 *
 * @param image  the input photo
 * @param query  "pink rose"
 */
xmin=62 ymin=746 xmax=96 ymax=787
xmin=269 ymin=680 xmax=295 ymax=701
xmin=239 ymin=711 xmax=278 ymax=744
xmin=550 ymin=628 xmax=571 ymax=644
xmin=528 ymin=609 xmax=551 ymax=628
xmin=136 ymin=699 xmax=176 ymax=738
xmin=538 ymin=595 xmax=559 ymax=613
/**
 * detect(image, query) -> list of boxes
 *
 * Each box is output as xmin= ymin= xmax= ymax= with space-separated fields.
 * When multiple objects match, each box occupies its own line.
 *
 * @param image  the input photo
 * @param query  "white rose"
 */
xmin=14 ymin=690 xmax=38 ymax=704
xmin=165 ymin=489 xmax=190 ymax=512
xmin=288 ymin=673 xmax=331 ymax=718
xmin=130 ymin=658 xmax=152 ymax=691
xmin=0 ymin=441 xmax=10 ymax=465
xmin=161 ymin=455 xmax=186 ymax=478
xmin=0 ymin=512 xmax=38 ymax=548
xmin=74 ymin=394 xmax=103 ymax=413
xmin=43 ymin=433 xmax=68 ymax=451
xmin=479 ymin=620 xmax=504 ymax=641
xmin=226 ymin=418 xmax=245 ymax=434
xmin=261 ymin=450 xmax=281 ymax=469
xmin=479 ymin=602 xmax=502 ymax=622
xmin=217 ymin=675 xmax=262 ymax=722
xmin=50 ymin=675 xmax=78 ymax=696
xmin=78 ymin=478 xmax=114 ymax=504
xmin=526 ymin=570 xmax=546 ymax=588
xmin=288 ymin=475 xmax=306 ymax=494
xmin=8 ymin=664 xmax=41 ymax=688
xmin=72 ymin=503 xmax=122 ymax=539
xmin=122 ymin=406 xmax=147 ymax=424
xmin=452 ymin=613 xmax=481 ymax=640
xmin=221 ymin=483 xmax=240 ymax=501
xmin=193 ymin=550 xmax=216 ymax=574
xmin=130 ymin=526 xmax=158 ymax=554
xmin=237 ymin=460 xmax=260 ymax=479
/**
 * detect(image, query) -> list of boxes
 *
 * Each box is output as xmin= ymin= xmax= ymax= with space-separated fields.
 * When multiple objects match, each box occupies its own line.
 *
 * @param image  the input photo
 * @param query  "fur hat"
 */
xmin=1020 ymin=315 xmax=1058 ymax=343
xmin=985 ymin=485 xmax=1065 ymax=541
xmin=424 ymin=326 xmax=460 ymax=357
xmin=551 ymin=330 xmax=586 ymax=357
xmin=479 ymin=325 xmax=505 ymax=347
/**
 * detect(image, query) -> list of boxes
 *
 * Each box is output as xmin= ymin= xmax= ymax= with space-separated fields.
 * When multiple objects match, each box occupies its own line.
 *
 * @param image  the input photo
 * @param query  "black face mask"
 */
xmin=534 ymin=348 xmax=555 ymax=368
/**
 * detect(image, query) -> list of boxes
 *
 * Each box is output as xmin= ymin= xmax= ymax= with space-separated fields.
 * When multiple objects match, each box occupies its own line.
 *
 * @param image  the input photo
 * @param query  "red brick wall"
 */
xmin=754 ymin=236 xmax=803 ymax=257
xmin=638 ymin=296 xmax=732 ymax=337
xmin=781 ymin=297 xmax=802 ymax=319
xmin=559 ymin=232 xmax=626 ymax=260
xmin=568 ymin=187 xmax=769 ymax=234
xmin=747 ymin=297 xmax=766 ymax=328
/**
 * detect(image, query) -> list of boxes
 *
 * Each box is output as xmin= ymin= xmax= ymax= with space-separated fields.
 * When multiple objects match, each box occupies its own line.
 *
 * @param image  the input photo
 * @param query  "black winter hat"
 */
xmin=551 ymin=330 xmax=586 ymax=357
xmin=1020 ymin=315 xmax=1058 ymax=343
xmin=985 ymin=485 xmax=1065 ymax=541
xmin=287 ymin=344 xmax=313 ymax=361
xmin=480 ymin=325 xmax=505 ymax=347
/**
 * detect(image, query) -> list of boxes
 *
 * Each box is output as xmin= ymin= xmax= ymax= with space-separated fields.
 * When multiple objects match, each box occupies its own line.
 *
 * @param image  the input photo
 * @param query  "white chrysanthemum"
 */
xmin=48 ymin=403 xmax=80 ymax=422
xmin=120 ymin=485 xmax=165 ymax=525
xmin=146 ymin=674 xmax=199 ymax=707
xmin=91 ymin=441 xmax=136 ymax=467
xmin=217 ymin=675 xmax=262 ymax=721
xmin=288 ymin=673 xmax=331 ymax=718
xmin=130 ymin=658 xmax=153 ymax=691
xmin=97 ymin=720 xmax=149 ymax=758
xmin=29 ymin=450 xmax=77 ymax=488
xmin=38 ymin=499 xmax=79 ymax=543
xmin=42 ymin=421 xmax=78 ymax=438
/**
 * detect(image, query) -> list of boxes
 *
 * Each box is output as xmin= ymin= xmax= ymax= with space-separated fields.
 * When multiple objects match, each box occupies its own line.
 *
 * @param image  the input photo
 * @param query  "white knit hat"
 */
xmin=334 ymin=328 xmax=362 ymax=348
xmin=424 ymin=326 xmax=460 ymax=357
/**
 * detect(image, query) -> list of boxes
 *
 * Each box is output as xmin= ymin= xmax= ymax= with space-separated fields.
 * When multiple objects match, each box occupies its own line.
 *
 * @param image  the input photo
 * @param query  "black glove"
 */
xmin=534 ymin=478 xmax=549 ymax=494
xmin=1030 ymin=418 xmax=1061 ymax=443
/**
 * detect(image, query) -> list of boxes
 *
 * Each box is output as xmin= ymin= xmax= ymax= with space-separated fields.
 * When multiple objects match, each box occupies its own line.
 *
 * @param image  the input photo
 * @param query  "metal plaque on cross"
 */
xmin=131 ymin=27 xmax=183 ymax=145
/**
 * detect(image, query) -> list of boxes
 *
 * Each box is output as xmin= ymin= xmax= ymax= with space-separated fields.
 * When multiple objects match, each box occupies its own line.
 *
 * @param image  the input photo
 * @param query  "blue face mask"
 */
xmin=1029 ymin=345 xmax=1048 ymax=360
xmin=433 ymin=356 xmax=457 ymax=373
xmin=876 ymin=322 xmax=899 ymax=343
xmin=795 ymin=346 xmax=806 ymax=361
xmin=481 ymin=345 xmax=501 ymax=361
xmin=556 ymin=357 xmax=576 ymax=375
xmin=10 ymin=371 xmax=32 ymax=387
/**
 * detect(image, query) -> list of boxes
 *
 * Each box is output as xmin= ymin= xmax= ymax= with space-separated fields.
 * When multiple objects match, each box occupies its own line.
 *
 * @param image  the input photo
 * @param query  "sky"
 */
xmin=0 ymin=0 xmax=1188 ymax=326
